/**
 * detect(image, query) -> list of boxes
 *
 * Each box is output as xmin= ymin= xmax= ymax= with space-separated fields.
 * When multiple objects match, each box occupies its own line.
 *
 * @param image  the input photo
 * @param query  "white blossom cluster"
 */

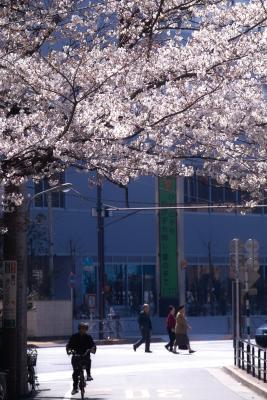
xmin=0 ymin=0 xmax=266 ymax=196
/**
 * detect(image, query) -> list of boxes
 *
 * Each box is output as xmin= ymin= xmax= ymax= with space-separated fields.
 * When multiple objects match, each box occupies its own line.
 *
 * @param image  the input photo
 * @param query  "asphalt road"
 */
xmin=33 ymin=340 xmax=264 ymax=400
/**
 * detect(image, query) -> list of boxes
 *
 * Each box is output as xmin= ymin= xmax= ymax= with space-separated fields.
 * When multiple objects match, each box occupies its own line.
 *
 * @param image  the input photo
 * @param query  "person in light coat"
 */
xmin=173 ymin=305 xmax=196 ymax=354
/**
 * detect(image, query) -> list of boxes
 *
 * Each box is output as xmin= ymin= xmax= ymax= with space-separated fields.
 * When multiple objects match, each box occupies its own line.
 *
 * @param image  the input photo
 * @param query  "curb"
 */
xmin=223 ymin=366 xmax=267 ymax=398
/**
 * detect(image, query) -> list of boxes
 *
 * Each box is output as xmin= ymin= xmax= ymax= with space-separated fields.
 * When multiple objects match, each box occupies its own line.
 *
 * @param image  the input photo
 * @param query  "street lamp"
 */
xmin=28 ymin=182 xmax=73 ymax=298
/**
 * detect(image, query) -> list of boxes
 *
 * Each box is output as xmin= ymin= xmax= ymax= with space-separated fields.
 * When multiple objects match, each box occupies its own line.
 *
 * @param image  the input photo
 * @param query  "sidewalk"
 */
xmin=28 ymin=334 xmax=232 ymax=348
xmin=224 ymin=366 xmax=267 ymax=399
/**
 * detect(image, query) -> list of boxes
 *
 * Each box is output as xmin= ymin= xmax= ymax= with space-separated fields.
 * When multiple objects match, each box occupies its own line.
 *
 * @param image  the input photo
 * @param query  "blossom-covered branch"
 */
xmin=0 ymin=0 xmax=266 ymax=197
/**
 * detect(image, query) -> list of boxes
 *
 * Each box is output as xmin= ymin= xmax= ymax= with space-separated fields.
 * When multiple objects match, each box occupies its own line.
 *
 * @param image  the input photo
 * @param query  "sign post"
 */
xmin=230 ymin=238 xmax=261 ymax=367
xmin=230 ymin=238 xmax=243 ymax=365
xmin=244 ymin=239 xmax=260 ymax=346
xmin=2 ymin=261 xmax=17 ymax=329
xmin=69 ymin=272 xmax=76 ymax=334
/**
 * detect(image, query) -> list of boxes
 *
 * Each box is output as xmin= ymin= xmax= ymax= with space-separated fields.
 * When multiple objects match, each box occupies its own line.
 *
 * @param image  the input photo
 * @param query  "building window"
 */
xmin=197 ymin=176 xmax=210 ymax=203
xmin=184 ymin=175 xmax=247 ymax=211
xmin=34 ymin=173 xmax=65 ymax=208
xmin=186 ymin=264 xmax=231 ymax=316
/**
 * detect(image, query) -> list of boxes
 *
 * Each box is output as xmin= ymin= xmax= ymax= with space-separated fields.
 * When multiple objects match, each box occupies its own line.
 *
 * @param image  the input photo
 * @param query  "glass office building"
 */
xmin=26 ymin=172 xmax=267 ymax=318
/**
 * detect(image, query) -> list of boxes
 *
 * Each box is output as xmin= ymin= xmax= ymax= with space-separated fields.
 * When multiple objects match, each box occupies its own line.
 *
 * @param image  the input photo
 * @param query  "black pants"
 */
xmin=166 ymin=329 xmax=175 ymax=351
xmin=71 ymin=355 xmax=91 ymax=388
xmin=134 ymin=328 xmax=151 ymax=351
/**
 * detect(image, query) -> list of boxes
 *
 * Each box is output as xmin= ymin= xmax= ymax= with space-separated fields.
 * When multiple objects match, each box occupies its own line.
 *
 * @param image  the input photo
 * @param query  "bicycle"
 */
xmin=27 ymin=345 xmax=39 ymax=392
xmin=0 ymin=371 xmax=7 ymax=400
xmin=68 ymin=349 xmax=94 ymax=399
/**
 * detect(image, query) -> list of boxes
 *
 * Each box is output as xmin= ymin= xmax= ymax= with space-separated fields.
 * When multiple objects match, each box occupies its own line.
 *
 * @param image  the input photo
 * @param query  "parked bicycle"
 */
xmin=0 ymin=371 xmax=7 ymax=400
xmin=27 ymin=345 xmax=39 ymax=392
xmin=68 ymin=349 xmax=94 ymax=399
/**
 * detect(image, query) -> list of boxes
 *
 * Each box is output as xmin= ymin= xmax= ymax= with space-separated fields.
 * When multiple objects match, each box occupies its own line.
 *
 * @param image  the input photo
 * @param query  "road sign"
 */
xmin=69 ymin=272 xmax=76 ymax=289
xmin=230 ymin=256 xmax=244 ymax=279
xmin=230 ymin=238 xmax=244 ymax=253
xmin=239 ymin=270 xmax=260 ymax=288
xmin=245 ymin=239 xmax=259 ymax=254
xmin=86 ymin=294 xmax=96 ymax=309
xmin=3 ymin=261 xmax=17 ymax=328
xmin=229 ymin=239 xmax=244 ymax=279
xmin=245 ymin=258 xmax=260 ymax=271
xmin=230 ymin=254 xmax=244 ymax=267
xmin=242 ymin=288 xmax=258 ymax=296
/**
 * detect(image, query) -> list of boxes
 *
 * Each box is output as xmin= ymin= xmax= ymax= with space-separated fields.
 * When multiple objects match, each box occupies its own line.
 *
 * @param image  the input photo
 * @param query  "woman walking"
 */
xmin=165 ymin=305 xmax=176 ymax=352
xmin=173 ymin=305 xmax=195 ymax=354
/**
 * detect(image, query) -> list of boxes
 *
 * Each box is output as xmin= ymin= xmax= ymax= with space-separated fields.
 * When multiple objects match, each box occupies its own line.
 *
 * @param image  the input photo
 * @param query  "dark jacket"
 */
xmin=66 ymin=333 xmax=96 ymax=355
xmin=138 ymin=311 xmax=152 ymax=331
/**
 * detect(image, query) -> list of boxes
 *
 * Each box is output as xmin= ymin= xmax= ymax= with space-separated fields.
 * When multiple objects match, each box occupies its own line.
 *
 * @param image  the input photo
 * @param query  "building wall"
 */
xmin=28 ymin=172 xmax=267 ymax=317
xmin=27 ymin=300 xmax=72 ymax=338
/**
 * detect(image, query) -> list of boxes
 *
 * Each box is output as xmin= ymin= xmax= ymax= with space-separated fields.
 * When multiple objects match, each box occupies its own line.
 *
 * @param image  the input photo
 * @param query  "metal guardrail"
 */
xmin=234 ymin=339 xmax=267 ymax=382
xmin=81 ymin=317 xmax=123 ymax=340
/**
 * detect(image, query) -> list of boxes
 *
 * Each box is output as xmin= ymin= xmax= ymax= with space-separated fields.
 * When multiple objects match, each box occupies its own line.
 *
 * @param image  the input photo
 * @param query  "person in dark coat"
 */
xmin=165 ymin=305 xmax=176 ymax=352
xmin=133 ymin=304 xmax=152 ymax=353
xmin=66 ymin=322 xmax=96 ymax=395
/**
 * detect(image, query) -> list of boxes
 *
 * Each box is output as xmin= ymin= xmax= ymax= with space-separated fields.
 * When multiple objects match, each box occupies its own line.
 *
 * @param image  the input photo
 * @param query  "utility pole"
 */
xmin=47 ymin=192 xmax=54 ymax=299
xmin=97 ymin=182 xmax=105 ymax=340
xmin=70 ymin=240 xmax=76 ymax=334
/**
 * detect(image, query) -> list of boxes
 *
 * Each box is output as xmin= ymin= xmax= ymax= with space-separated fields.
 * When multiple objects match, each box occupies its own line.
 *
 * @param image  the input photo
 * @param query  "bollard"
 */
xmin=252 ymin=346 xmax=255 ymax=377
xmin=258 ymin=348 xmax=261 ymax=380
xmin=264 ymin=350 xmax=266 ymax=383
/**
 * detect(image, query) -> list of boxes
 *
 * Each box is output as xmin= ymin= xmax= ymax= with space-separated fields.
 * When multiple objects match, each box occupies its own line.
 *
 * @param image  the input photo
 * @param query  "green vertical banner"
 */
xmin=158 ymin=177 xmax=178 ymax=313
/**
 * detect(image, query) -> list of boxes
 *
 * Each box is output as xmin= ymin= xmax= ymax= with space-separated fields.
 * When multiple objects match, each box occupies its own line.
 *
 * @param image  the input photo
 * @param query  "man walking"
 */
xmin=133 ymin=304 xmax=152 ymax=353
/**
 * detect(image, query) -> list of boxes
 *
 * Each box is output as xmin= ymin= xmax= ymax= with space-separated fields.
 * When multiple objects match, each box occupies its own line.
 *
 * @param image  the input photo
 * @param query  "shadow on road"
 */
xmin=22 ymin=389 xmax=106 ymax=400
xmin=28 ymin=398 xmax=105 ymax=400
xmin=24 ymin=396 xmax=105 ymax=400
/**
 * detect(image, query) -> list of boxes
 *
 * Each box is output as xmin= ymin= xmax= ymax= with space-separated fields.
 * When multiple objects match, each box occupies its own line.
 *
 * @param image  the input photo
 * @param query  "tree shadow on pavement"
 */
xmin=24 ymin=397 xmax=105 ymax=400
xmin=24 ymin=394 xmax=107 ymax=400
xmin=22 ymin=389 xmax=106 ymax=400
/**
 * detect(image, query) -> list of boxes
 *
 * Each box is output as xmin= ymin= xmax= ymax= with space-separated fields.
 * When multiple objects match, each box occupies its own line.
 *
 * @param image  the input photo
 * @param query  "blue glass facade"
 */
xmin=22 ymin=170 xmax=267 ymax=317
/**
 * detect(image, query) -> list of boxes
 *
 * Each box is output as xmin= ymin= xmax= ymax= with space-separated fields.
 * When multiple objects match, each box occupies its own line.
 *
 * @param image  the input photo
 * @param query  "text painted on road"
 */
xmin=125 ymin=388 xmax=182 ymax=399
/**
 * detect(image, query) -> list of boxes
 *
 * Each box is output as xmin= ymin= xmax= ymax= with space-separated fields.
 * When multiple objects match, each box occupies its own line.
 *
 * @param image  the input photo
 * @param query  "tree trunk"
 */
xmin=3 ymin=184 xmax=28 ymax=399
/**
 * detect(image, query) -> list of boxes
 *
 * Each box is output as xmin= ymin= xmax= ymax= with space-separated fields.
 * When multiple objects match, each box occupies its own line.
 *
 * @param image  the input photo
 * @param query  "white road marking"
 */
xmin=63 ymin=386 xmax=112 ymax=399
xmin=125 ymin=389 xmax=150 ymax=399
xmin=63 ymin=382 xmax=72 ymax=399
xmin=157 ymin=389 xmax=183 ymax=398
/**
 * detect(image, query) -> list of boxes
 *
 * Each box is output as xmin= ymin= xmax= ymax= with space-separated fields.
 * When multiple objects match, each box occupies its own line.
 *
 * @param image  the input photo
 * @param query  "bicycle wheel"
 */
xmin=79 ymin=372 xmax=85 ymax=399
xmin=0 ymin=383 xmax=5 ymax=400
xmin=28 ymin=366 xmax=36 ymax=392
xmin=81 ymin=388 xmax=85 ymax=399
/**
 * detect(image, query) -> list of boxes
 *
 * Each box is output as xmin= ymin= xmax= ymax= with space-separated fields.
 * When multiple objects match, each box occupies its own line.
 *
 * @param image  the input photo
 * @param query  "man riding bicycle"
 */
xmin=66 ymin=322 xmax=96 ymax=395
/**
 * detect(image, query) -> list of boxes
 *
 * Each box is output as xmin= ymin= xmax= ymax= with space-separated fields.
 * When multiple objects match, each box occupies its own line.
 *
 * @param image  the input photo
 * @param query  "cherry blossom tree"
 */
xmin=0 ymin=0 xmax=267 ymax=197
xmin=1 ymin=2 xmax=267 ymax=398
